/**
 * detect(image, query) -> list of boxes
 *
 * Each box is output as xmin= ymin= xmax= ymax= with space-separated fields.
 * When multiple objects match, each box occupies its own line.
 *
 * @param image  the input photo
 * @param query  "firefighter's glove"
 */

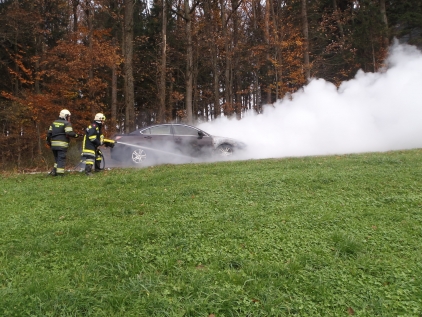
xmin=105 ymin=142 xmax=115 ymax=148
xmin=104 ymin=139 xmax=116 ymax=148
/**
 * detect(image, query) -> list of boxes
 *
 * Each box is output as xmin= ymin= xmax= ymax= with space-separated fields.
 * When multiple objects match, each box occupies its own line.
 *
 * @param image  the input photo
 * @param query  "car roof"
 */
xmin=138 ymin=123 xmax=200 ymax=131
xmin=127 ymin=123 xmax=207 ymax=134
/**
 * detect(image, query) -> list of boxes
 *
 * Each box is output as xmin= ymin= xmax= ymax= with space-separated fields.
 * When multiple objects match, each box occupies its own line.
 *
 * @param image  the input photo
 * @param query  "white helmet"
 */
xmin=94 ymin=113 xmax=106 ymax=122
xmin=59 ymin=109 xmax=71 ymax=120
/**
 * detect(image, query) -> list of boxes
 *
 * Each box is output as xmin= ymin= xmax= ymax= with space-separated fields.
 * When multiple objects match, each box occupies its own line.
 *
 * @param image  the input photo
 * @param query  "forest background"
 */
xmin=0 ymin=0 xmax=421 ymax=170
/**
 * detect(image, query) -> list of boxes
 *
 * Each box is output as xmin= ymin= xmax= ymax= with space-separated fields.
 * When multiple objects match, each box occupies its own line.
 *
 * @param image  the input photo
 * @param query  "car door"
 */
xmin=172 ymin=124 xmax=213 ymax=156
xmin=140 ymin=124 xmax=174 ymax=153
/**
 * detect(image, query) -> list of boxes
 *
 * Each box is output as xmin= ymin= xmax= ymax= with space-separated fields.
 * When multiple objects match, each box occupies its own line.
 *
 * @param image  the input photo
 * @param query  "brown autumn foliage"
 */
xmin=1 ymin=0 xmax=419 ymax=170
xmin=44 ymin=28 xmax=121 ymax=130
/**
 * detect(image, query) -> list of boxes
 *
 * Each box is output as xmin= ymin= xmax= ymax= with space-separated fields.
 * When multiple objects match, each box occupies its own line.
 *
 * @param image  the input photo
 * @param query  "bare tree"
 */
xmin=204 ymin=0 xmax=221 ymax=119
xmin=301 ymin=0 xmax=310 ymax=80
xmin=111 ymin=37 xmax=118 ymax=127
xmin=178 ymin=0 xmax=201 ymax=124
xmin=157 ymin=0 xmax=167 ymax=123
xmin=71 ymin=0 xmax=80 ymax=33
xmin=221 ymin=0 xmax=231 ymax=114
xmin=233 ymin=0 xmax=242 ymax=119
xmin=124 ymin=0 xmax=135 ymax=132
xmin=332 ymin=0 xmax=344 ymax=38
xmin=379 ymin=0 xmax=389 ymax=48
xmin=82 ymin=0 xmax=95 ymax=115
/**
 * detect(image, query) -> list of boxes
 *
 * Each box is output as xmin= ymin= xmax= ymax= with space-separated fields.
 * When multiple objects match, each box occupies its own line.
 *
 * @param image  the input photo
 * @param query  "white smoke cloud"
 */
xmin=198 ymin=41 xmax=422 ymax=160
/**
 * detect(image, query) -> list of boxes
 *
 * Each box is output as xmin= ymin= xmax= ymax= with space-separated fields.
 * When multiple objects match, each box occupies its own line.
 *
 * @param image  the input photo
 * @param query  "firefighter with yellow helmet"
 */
xmin=81 ymin=113 xmax=114 ymax=176
xmin=46 ymin=109 xmax=79 ymax=176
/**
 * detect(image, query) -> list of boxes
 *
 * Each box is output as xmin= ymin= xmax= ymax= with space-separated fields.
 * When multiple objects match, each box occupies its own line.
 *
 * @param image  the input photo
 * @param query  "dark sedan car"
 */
xmin=110 ymin=123 xmax=246 ymax=165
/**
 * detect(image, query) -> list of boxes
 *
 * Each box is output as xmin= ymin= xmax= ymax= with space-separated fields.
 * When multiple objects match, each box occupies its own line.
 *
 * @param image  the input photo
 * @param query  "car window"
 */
xmin=139 ymin=128 xmax=150 ymax=135
xmin=173 ymin=125 xmax=204 ymax=136
xmin=131 ymin=129 xmax=145 ymax=135
xmin=149 ymin=125 xmax=172 ymax=135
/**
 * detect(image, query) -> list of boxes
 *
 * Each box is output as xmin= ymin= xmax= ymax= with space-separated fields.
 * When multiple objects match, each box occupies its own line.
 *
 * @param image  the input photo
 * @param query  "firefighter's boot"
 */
xmin=85 ymin=164 xmax=93 ymax=176
xmin=50 ymin=167 xmax=57 ymax=176
xmin=95 ymin=162 xmax=102 ymax=172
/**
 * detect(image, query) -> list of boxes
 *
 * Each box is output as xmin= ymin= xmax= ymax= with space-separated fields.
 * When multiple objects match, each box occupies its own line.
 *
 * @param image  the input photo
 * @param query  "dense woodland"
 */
xmin=1 ymin=0 xmax=421 ymax=169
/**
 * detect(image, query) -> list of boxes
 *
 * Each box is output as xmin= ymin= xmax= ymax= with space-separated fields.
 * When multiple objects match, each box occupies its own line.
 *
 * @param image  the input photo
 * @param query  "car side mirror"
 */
xmin=198 ymin=131 xmax=204 ymax=139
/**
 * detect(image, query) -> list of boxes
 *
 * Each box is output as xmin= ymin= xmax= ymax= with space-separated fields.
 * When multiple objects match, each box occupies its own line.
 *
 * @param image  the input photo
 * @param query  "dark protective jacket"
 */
xmin=82 ymin=121 xmax=104 ymax=156
xmin=46 ymin=118 xmax=78 ymax=150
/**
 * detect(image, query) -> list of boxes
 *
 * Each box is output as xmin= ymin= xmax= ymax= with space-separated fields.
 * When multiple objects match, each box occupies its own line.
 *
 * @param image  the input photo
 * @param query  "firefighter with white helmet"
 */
xmin=81 ymin=113 xmax=108 ymax=175
xmin=46 ymin=109 xmax=79 ymax=176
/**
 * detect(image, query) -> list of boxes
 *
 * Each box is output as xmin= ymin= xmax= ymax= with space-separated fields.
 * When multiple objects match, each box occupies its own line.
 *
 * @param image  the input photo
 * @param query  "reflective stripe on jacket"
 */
xmin=82 ymin=122 xmax=103 ymax=156
xmin=47 ymin=118 xmax=77 ymax=150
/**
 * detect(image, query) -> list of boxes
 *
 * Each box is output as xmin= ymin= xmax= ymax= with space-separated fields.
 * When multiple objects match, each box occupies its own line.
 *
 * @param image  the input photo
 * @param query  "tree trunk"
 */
xmin=158 ymin=0 xmax=167 ymax=123
xmin=332 ymin=0 xmax=344 ymax=38
xmin=221 ymin=0 xmax=231 ymax=115
xmin=13 ymin=2 xmax=19 ymax=98
xmin=184 ymin=0 xmax=193 ymax=124
xmin=301 ymin=0 xmax=310 ymax=80
xmin=84 ymin=0 xmax=95 ymax=116
xmin=270 ymin=1 xmax=282 ymax=100
xmin=379 ymin=0 xmax=389 ymax=48
xmin=124 ymin=0 xmax=135 ymax=132
xmin=193 ymin=54 xmax=199 ymax=120
xmin=252 ymin=0 xmax=260 ymax=112
xmin=110 ymin=2 xmax=119 ymax=131
xmin=35 ymin=32 xmax=44 ymax=154
xmin=233 ymin=0 xmax=242 ymax=119
xmin=111 ymin=38 xmax=118 ymax=128
xmin=265 ymin=0 xmax=271 ymax=104
xmin=72 ymin=0 xmax=79 ymax=33
xmin=205 ymin=1 xmax=220 ymax=119
xmin=212 ymin=52 xmax=220 ymax=119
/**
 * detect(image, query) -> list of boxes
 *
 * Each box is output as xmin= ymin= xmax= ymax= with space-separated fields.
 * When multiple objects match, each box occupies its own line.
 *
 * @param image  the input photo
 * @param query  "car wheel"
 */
xmin=131 ymin=148 xmax=147 ymax=164
xmin=216 ymin=144 xmax=233 ymax=157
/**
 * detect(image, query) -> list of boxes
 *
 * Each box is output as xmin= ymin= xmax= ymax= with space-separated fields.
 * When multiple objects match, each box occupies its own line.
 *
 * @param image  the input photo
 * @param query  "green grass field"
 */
xmin=1 ymin=150 xmax=422 ymax=316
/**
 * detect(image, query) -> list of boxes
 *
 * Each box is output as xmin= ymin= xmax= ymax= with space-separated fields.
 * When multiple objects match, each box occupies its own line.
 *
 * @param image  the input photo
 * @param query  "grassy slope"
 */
xmin=1 ymin=150 xmax=422 ymax=316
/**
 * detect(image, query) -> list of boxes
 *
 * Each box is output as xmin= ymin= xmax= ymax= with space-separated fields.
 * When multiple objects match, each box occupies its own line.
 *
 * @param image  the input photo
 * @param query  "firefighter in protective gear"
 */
xmin=46 ymin=109 xmax=79 ymax=176
xmin=81 ymin=113 xmax=106 ymax=176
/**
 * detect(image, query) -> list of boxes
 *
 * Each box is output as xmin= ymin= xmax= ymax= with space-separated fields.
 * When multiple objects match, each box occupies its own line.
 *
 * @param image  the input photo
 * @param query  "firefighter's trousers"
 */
xmin=52 ymin=149 xmax=67 ymax=175
xmin=82 ymin=148 xmax=103 ymax=171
